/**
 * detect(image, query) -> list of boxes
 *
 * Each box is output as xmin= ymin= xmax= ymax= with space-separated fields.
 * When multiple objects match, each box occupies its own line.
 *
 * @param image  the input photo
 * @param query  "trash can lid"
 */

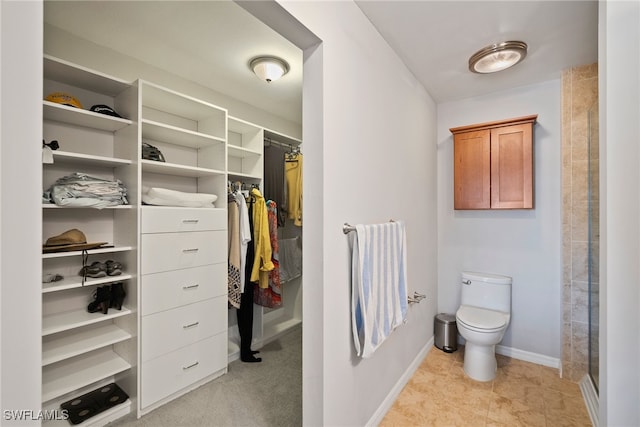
xmin=435 ymin=313 xmax=456 ymax=324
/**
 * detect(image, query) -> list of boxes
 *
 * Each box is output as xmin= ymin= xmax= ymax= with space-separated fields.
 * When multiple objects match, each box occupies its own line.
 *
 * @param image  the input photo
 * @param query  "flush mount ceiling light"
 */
xmin=469 ymin=41 xmax=528 ymax=74
xmin=250 ymin=56 xmax=290 ymax=83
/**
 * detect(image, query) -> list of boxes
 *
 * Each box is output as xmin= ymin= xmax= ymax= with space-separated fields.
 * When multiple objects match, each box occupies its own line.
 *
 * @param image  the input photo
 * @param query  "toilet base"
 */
xmin=463 ymin=342 xmax=497 ymax=382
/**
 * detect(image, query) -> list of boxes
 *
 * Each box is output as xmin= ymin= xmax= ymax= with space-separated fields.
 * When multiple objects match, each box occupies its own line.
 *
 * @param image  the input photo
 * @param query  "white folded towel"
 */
xmin=142 ymin=186 xmax=217 ymax=208
xmin=351 ymin=221 xmax=408 ymax=358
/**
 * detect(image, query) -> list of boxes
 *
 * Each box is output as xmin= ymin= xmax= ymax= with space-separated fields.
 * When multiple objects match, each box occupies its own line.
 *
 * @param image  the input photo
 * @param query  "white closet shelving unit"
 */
xmin=41 ymin=55 xmax=138 ymax=426
xmin=138 ymin=80 xmax=229 ymax=415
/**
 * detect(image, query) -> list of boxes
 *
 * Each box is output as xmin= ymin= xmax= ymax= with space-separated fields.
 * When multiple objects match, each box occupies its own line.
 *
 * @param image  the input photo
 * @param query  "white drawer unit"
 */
xmin=141 ymin=296 xmax=227 ymax=362
xmin=141 ymin=230 xmax=226 ymax=274
xmin=141 ymin=263 xmax=226 ymax=316
xmin=141 ymin=207 xmax=226 ymax=233
xmin=140 ymin=332 xmax=227 ymax=408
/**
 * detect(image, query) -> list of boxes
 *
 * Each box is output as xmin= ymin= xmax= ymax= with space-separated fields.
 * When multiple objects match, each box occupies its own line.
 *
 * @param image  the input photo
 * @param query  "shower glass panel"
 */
xmin=588 ymin=104 xmax=600 ymax=392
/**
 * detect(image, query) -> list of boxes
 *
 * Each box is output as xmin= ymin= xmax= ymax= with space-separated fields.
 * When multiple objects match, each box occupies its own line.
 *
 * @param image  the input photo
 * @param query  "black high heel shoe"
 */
xmin=109 ymin=282 xmax=126 ymax=310
xmin=88 ymin=286 xmax=111 ymax=314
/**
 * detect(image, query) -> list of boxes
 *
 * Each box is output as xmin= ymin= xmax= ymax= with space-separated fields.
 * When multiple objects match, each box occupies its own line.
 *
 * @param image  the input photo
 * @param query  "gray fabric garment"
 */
xmin=279 ymin=236 xmax=302 ymax=283
xmin=263 ymin=145 xmax=287 ymax=226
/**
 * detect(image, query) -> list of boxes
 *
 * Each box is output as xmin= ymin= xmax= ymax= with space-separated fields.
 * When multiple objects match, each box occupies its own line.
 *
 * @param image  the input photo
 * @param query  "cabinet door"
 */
xmin=490 ymin=123 xmax=533 ymax=209
xmin=454 ymin=130 xmax=491 ymax=209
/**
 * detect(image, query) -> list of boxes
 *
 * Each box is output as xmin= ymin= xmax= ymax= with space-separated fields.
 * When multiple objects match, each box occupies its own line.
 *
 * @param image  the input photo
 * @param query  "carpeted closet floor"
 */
xmin=110 ymin=326 xmax=302 ymax=427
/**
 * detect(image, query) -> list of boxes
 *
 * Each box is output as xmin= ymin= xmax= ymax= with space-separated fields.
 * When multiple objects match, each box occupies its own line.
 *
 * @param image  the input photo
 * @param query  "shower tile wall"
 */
xmin=561 ymin=63 xmax=598 ymax=382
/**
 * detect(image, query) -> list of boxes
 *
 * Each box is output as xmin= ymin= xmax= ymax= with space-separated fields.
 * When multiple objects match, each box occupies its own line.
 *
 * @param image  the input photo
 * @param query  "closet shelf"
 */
xmin=43 ymin=246 xmax=133 ymax=260
xmin=42 ymin=399 xmax=131 ymax=427
xmin=43 ymin=204 xmax=132 ymax=210
xmin=142 ymin=119 xmax=225 ymax=149
xmin=42 ymin=348 xmax=131 ymax=403
xmin=44 ymin=55 xmax=132 ymax=96
xmin=227 ymin=171 xmax=262 ymax=181
xmin=42 ymin=306 xmax=132 ymax=336
xmin=227 ymin=145 xmax=261 ymax=158
xmin=47 ymin=151 xmax=132 ymax=168
xmin=141 ymin=159 xmax=225 ymax=178
xmin=42 ymin=274 xmax=133 ymax=294
xmin=42 ymin=323 xmax=132 ymax=366
xmin=44 ymin=101 xmax=132 ymax=132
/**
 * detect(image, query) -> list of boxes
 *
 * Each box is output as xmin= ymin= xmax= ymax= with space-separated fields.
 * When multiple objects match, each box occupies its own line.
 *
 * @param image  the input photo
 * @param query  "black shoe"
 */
xmin=109 ymin=282 xmax=126 ymax=310
xmin=88 ymin=286 xmax=111 ymax=314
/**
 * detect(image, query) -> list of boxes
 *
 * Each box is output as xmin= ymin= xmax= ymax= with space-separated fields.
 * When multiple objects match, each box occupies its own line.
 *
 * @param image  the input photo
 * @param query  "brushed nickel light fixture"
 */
xmin=250 ymin=56 xmax=290 ymax=83
xmin=469 ymin=41 xmax=528 ymax=74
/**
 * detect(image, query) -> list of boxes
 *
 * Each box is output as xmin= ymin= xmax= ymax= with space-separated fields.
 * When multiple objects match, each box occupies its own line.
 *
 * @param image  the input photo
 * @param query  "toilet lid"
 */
xmin=456 ymin=305 xmax=508 ymax=330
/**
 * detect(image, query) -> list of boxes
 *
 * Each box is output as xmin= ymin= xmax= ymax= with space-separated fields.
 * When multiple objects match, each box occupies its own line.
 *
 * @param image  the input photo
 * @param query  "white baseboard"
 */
xmin=496 ymin=344 xmax=561 ymax=369
xmin=366 ymin=336 xmax=434 ymax=427
xmin=579 ymin=374 xmax=599 ymax=427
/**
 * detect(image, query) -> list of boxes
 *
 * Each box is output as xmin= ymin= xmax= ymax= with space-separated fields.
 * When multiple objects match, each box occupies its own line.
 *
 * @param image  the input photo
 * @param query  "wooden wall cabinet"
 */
xmin=450 ymin=115 xmax=537 ymax=210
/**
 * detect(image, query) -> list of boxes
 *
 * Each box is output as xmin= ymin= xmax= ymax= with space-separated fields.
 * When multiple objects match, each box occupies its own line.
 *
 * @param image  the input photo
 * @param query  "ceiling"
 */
xmin=356 ymin=0 xmax=598 ymax=103
xmin=44 ymin=1 xmax=599 ymax=124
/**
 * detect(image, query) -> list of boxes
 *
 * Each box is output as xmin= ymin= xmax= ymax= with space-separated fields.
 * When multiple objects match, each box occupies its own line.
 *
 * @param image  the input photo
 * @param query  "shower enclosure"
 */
xmin=588 ymin=104 xmax=599 ymax=392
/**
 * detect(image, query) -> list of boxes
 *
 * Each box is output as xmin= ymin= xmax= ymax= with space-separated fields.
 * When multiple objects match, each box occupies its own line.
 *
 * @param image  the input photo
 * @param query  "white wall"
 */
xmin=437 ymin=80 xmax=562 ymax=360
xmin=279 ymin=2 xmax=438 ymax=426
xmin=1 ymin=1 xmax=43 ymax=425
xmin=599 ymin=1 xmax=640 ymax=425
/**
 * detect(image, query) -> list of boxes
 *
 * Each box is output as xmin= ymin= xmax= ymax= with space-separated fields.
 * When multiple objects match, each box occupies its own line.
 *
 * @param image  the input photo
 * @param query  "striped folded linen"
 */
xmin=351 ymin=221 xmax=408 ymax=358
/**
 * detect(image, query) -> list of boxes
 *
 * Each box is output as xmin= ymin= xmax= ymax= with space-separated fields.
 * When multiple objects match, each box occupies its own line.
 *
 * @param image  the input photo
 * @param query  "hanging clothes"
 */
xmin=263 ymin=145 xmax=287 ymax=227
xmin=249 ymin=188 xmax=274 ymax=288
xmin=254 ymin=200 xmax=282 ymax=308
xmin=285 ymin=152 xmax=303 ymax=226
xmin=237 ymin=197 xmax=261 ymax=363
xmin=234 ymin=189 xmax=251 ymax=292
xmin=227 ymin=194 xmax=242 ymax=308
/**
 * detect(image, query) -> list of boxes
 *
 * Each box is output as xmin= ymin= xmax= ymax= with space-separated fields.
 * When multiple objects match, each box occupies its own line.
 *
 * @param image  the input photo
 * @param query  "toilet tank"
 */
xmin=460 ymin=271 xmax=512 ymax=313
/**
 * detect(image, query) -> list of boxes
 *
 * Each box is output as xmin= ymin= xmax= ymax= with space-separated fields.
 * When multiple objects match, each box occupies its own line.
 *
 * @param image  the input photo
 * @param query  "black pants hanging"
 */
xmin=236 ymin=199 xmax=260 ymax=362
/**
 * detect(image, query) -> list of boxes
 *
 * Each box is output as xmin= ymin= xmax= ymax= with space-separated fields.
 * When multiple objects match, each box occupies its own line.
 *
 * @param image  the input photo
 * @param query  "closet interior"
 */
xmin=41 ymin=2 xmax=302 ymax=425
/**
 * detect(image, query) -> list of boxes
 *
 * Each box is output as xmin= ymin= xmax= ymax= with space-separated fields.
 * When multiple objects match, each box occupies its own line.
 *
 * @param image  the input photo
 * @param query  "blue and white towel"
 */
xmin=351 ymin=221 xmax=408 ymax=358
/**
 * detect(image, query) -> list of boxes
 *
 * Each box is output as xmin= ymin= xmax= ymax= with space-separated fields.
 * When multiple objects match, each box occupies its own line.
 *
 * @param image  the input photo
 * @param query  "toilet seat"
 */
xmin=456 ymin=305 xmax=509 ymax=333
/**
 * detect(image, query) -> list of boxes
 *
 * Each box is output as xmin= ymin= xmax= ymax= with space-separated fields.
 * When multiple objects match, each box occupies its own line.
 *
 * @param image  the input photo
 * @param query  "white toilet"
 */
xmin=455 ymin=271 xmax=512 ymax=382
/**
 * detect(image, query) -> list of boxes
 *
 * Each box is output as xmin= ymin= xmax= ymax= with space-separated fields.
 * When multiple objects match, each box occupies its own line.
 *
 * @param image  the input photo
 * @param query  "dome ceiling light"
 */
xmin=468 ymin=41 xmax=528 ymax=74
xmin=250 ymin=56 xmax=290 ymax=83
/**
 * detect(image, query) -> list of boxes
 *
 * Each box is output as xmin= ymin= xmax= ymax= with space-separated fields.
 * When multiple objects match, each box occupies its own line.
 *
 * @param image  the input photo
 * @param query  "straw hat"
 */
xmin=43 ymin=229 xmax=108 ymax=253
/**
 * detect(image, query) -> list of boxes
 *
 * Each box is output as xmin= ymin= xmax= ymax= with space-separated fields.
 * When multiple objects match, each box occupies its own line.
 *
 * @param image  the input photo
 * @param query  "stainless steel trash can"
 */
xmin=434 ymin=313 xmax=458 ymax=353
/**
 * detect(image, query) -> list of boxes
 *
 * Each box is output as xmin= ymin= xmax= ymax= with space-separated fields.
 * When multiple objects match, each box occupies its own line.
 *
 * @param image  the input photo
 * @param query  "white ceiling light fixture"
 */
xmin=250 ymin=56 xmax=290 ymax=83
xmin=469 ymin=41 xmax=528 ymax=74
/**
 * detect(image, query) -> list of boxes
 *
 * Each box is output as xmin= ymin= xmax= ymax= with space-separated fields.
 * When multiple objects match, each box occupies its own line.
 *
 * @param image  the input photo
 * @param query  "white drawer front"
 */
xmin=142 ymin=207 xmax=226 ymax=233
xmin=141 ymin=231 xmax=226 ymax=274
xmin=142 ymin=296 xmax=227 ymax=361
xmin=141 ymin=332 xmax=227 ymax=409
xmin=142 ymin=264 xmax=226 ymax=315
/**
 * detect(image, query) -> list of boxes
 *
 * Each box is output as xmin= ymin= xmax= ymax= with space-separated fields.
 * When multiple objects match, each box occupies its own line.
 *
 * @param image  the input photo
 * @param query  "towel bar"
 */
xmin=343 ymin=220 xmax=395 ymax=234
xmin=408 ymin=292 xmax=426 ymax=304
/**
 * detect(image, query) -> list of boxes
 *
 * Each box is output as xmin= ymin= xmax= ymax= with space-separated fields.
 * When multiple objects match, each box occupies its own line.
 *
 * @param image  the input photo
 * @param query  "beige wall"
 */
xmin=561 ymin=63 xmax=598 ymax=382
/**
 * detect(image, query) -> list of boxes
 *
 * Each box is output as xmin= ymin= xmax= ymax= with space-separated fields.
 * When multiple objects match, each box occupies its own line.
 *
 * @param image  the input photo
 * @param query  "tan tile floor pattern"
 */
xmin=381 ymin=346 xmax=592 ymax=427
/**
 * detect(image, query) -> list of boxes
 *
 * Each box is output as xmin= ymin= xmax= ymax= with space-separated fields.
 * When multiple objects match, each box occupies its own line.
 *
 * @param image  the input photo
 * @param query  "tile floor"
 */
xmin=381 ymin=346 xmax=593 ymax=427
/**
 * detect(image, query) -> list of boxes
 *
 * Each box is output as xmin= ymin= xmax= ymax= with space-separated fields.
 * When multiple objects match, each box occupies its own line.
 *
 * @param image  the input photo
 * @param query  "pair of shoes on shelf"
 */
xmin=80 ymin=260 xmax=123 ymax=278
xmin=87 ymin=282 xmax=126 ymax=314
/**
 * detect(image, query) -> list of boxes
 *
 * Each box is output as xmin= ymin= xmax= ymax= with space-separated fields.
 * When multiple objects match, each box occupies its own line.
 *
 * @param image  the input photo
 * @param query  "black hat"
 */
xmin=90 ymin=104 xmax=122 ymax=118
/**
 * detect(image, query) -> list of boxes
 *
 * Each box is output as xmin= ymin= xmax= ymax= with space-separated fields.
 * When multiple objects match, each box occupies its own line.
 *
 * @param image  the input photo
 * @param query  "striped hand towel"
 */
xmin=351 ymin=221 xmax=408 ymax=358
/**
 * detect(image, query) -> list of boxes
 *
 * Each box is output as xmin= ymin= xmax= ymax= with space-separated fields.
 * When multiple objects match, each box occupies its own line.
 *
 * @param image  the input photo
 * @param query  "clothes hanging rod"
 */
xmin=264 ymin=137 xmax=300 ymax=149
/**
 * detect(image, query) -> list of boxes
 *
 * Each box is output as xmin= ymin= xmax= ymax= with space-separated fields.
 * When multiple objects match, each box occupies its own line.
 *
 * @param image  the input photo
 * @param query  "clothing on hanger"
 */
xmin=285 ymin=152 xmax=303 ymax=227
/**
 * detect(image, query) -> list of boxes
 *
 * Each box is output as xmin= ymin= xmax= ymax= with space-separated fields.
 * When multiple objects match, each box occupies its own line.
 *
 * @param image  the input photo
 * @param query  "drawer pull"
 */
xmin=182 ymin=219 xmax=199 ymax=224
xmin=182 ymin=361 xmax=199 ymax=370
xmin=182 ymin=248 xmax=199 ymax=253
xmin=182 ymin=284 xmax=200 ymax=290
xmin=183 ymin=321 xmax=200 ymax=329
